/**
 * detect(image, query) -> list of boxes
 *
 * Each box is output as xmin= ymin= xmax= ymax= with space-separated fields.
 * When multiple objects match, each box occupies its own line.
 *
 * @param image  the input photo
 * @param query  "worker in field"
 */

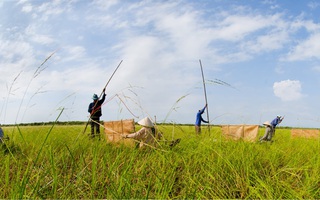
xmin=195 ymin=104 xmax=209 ymax=134
xmin=122 ymin=117 xmax=181 ymax=149
xmin=0 ymin=124 xmax=9 ymax=144
xmin=260 ymin=115 xmax=284 ymax=142
xmin=88 ymin=88 xmax=106 ymax=139
xmin=122 ymin=117 xmax=163 ymax=149
xmin=270 ymin=115 xmax=284 ymax=138
xmin=259 ymin=121 xmax=273 ymax=142
xmin=0 ymin=125 xmax=4 ymax=143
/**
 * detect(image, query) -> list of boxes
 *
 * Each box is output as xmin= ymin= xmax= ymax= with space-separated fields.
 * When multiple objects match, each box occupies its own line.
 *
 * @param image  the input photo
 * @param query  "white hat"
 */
xmin=263 ymin=121 xmax=271 ymax=126
xmin=138 ymin=117 xmax=154 ymax=127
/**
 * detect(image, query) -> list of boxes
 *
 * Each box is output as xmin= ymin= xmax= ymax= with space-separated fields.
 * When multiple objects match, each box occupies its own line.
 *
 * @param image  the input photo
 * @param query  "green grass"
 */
xmin=1 ymin=124 xmax=320 ymax=199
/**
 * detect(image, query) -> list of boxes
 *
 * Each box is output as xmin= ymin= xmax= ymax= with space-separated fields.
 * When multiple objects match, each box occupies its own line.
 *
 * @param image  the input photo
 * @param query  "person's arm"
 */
xmin=200 ymin=107 xmax=206 ymax=114
xmin=88 ymin=103 xmax=93 ymax=113
xmin=279 ymin=116 xmax=284 ymax=124
xmin=125 ymin=128 xmax=145 ymax=140
xmin=201 ymin=116 xmax=209 ymax=123
xmin=99 ymin=91 xmax=106 ymax=104
xmin=102 ymin=88 xmax=106 ymax=101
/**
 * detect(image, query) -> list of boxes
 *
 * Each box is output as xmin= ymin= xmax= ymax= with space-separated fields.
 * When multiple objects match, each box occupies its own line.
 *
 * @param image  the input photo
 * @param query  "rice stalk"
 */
xmin=207 ymin=78 xmax=237 ymax=90
xmin=1 ymin=71 xmax=22 ymax=124
xmin=163 ymin=94 xmax=189 ymax=123
xmin=17 ymin=107 xmax=64 ymax=199
xmin=15 ymin=51 xmax=56 ymax=124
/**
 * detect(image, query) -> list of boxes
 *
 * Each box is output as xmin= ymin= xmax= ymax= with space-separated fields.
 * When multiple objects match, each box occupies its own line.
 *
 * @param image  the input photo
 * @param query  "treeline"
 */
xmin=3 ymin=121 xmax=87 ymax=126
xmin=2 ymin=122 xmax=315 ymax=129
xmin=3 ymin=121 xmax=198 ymax=127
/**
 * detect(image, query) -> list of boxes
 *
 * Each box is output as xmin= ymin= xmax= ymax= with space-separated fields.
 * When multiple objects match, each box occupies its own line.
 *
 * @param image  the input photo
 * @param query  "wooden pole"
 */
xmin=83 ymin=60 xmax=123 ymax=134
xmin=199 ymin=59 xmax=210 ymax=132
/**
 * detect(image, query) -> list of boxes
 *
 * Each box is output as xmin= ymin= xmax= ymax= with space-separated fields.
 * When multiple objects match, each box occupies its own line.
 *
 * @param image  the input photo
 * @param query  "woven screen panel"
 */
xmin=104 ymin=119 xmax=135 ymax=146
xmin=291 ymin=129 xmax=319 ymax=139
xmin=221 ymin=125 xmax=259 ymax=142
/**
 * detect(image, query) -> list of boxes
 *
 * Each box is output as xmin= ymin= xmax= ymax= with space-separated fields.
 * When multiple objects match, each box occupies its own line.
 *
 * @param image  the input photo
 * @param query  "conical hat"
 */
xmin=138 ymin=117 xmax=154 ymax=127
xmin=263 ymin=121 xmax=271 ymax=126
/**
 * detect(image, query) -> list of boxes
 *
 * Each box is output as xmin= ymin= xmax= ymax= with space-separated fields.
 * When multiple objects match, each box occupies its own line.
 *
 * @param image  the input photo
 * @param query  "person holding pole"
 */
xmin=195 ymin=104 xmax=209 ymax=134
xmin=88 ymin=88 xmax=106 ymax=138
xmin=82 ymin=60 xmax=123 ymax=135
xmin=269 ymin=115 xmax=284 ymax=140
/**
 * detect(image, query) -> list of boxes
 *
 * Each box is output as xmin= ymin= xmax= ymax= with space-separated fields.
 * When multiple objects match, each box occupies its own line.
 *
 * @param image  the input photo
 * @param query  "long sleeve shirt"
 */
xmin=270 ymin=117 xmax=282 ymax=128
xmin=195 ymin=105 xmax=208 ymax=126
xmin=88 ymin=93 xmax=106 ymax=118
xmin=126 ymin=127 xmax=162 ymax=148
xmin=0 ymin=128 xmax=3 ymax=139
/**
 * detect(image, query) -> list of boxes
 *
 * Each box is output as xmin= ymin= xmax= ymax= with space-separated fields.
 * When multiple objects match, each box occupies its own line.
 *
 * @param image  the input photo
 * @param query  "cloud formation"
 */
xmin=273 ymin=80 xmax=303 ymax=101
xmin=1 ymin=1 xmax=320 ymax=127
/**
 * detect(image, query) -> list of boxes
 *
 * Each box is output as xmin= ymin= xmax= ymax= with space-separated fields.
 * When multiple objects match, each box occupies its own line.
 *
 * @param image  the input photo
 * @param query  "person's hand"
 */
xmin=103 ymin=88 xmax=106 ymax=93
xmin=121 ymin=134 xmax=127 ymax=138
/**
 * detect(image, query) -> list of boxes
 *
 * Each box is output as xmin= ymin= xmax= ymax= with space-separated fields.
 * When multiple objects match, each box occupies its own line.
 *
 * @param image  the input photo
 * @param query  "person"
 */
xmin=195 ymin=104 xmax=209 ymax=134
xmin=271 ymin=115 xmax=284 ymax=130
xmin=123 ymin=117 xmax=162 ymax=149
xmin=0 ymin=125 xmax=4 ymax=143
xmin=259 ymin=121 xmax=273 ymax=142
xmin=270 ymin=115 xmax=284 ymax=139
xmin=88 ymin=89 xmax=106 ymax=138
xmin=260 ymin=115 xmax=284 ymax=142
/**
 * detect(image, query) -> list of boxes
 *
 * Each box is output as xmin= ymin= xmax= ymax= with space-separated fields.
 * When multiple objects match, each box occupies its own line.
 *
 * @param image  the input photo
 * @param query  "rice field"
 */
xmin=1 ymin=123 xmax=320 ymax=199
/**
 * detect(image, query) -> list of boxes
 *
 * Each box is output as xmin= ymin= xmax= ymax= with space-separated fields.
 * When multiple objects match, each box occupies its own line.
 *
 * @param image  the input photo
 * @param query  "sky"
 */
xmin=1 ymin=0 xmax=320 ymax=128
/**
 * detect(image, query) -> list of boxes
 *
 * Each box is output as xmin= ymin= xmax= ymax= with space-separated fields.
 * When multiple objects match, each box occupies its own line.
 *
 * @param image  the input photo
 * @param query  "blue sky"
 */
xmin=1 ymin=0 xmax=320 ymax=128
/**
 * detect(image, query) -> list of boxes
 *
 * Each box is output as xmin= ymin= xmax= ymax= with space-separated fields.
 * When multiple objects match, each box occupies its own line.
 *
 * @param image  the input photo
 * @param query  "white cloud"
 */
xmin=273 ymin=80 xmax=303 ymax=101
xmin=1 ymin=0 xmax=320 ymax=127
xmin=63 ymin=45 xmax=87 ymax=61
xmin=312 ymin=65 xmax=320 ymax=72
xmin=22 ymin=3 xmax=33 ymax=13
xmin=308 ymin=1 xmax=320 ymax=9
xmin=214 ymin=15 xmax=271 ymax=41
xmin=284 ymin=33 xmax=320 ymax=61
xmin=92 ymin=0 xmax=118 ymax=10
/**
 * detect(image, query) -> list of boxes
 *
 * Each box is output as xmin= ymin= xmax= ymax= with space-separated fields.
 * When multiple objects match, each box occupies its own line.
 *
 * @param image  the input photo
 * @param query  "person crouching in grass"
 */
xmin=123 ymin=117 xmax=162 ymax=149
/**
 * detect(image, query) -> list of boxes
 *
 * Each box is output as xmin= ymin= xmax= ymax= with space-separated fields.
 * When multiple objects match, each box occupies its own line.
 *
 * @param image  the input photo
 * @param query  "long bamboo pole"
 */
xmin=83 ymin=60 xmax=123 ymax=134
xmin=199 ymin=59 xmax=210 ymax=133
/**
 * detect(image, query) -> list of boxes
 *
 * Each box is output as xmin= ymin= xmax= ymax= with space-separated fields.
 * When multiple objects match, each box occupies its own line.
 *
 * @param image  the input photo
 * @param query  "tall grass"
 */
xmin=1 ymin=124 xmax=320 ymax=199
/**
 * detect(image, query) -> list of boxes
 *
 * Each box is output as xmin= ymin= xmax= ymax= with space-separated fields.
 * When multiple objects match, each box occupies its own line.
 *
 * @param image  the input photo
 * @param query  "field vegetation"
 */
xmin=1 ymin=122 xmax=320 ymax=199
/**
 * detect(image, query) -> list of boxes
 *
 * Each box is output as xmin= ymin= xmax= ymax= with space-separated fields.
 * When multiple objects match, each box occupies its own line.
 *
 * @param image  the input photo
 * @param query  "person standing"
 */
xmin=88 ymin=89 xmax=106 ymax=138
xmin=195 ymin=104 xmax=209 ymax=134
xmin=0 ymin=125 xmax=4 ymax=143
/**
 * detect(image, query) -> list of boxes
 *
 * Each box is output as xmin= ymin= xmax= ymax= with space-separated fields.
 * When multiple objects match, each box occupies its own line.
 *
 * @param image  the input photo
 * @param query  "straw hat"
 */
xmin=263 ymin=121 xmax=271 ymax=127
xmin=138 ymin=117 xmax=154 ymax=127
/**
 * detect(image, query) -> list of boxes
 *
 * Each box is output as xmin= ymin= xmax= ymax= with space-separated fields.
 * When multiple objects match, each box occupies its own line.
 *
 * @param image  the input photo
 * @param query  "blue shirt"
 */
xmin=195 ymin=106 xmax=208 ymax=126
xmin=0 ymin=127 xmax=3 ymax=139
xmin=88 ymin=93 xmax=106 ymax=118
xmin=270 ymin=117 xmax=281 ymax=128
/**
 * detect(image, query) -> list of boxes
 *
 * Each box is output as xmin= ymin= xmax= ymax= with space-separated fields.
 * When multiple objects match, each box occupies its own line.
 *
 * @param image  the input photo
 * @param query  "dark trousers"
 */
xmin=90 ymin=117 xmax=101 ymax=138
